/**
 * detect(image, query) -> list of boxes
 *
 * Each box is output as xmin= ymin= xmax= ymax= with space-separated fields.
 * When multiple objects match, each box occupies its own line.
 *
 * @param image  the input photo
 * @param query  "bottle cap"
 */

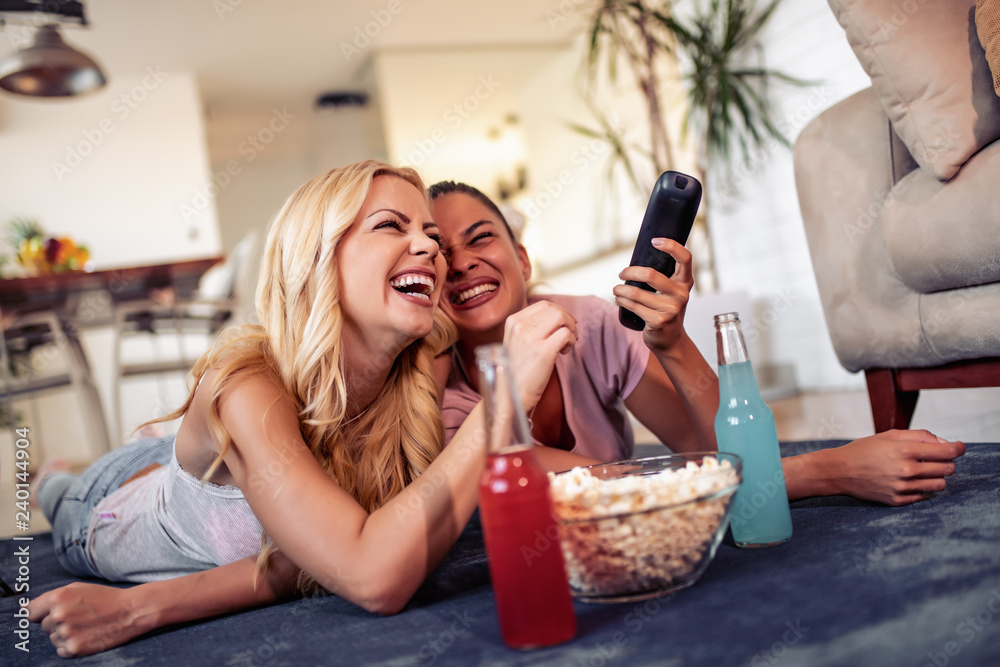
xmin=713 ymin=312 xmax=740 ymax=325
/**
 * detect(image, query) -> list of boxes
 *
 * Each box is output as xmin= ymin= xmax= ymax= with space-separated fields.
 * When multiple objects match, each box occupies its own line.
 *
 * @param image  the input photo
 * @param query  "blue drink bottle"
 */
xmin=713 ymin=312 xmax=792 ymax=548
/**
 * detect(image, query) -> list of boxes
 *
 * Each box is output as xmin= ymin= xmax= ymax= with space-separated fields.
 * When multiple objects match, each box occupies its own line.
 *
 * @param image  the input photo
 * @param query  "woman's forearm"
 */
xmin=349 ymin=402 xmax=488 ymax=613
xmin=531 ymin=445 xmax=600 ymax=473
xmin=781 ymin=451 xmax=840 ymax=501
xmin=146 ymin=554 xmax=299 ymax=630
xmin=653 ymin=334 xmax=719 ymax=451
xmin=29 ymin=554 xmax=299 ymax=658
xmin=780 ymin=431 xmax=964 ymax=505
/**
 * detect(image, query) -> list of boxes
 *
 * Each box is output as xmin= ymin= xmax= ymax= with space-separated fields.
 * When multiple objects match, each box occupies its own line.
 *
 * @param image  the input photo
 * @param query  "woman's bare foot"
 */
xmin=134 ymin=423 xmax=164 ymax=440
xmin=29 ymin=458 xmax=70 ymax=509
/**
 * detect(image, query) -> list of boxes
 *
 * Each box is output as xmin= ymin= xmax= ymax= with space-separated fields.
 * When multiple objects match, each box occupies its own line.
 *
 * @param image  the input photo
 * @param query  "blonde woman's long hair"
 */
xmin=150 ymin=160 xmax=456 ymax=594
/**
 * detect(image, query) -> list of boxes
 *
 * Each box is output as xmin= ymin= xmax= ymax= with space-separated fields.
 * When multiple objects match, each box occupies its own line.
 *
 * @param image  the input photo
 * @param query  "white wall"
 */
xmin=373 ymin=46 xmax=569 ymax=197
xmin=515 ymin=41 xmax=650 ymax=277
xmin=0 ymin=72 xmax=221 ymax=268
xmin=703 ymin=1 xmax=871 ymax=390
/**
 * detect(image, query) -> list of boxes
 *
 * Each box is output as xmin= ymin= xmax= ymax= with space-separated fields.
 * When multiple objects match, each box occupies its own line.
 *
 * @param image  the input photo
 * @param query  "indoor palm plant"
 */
xmin=576 ymin=0 xmax=806 ymax=291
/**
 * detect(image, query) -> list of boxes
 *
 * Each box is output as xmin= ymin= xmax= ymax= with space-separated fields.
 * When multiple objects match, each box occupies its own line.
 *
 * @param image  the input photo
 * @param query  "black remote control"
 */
xmin=618 ymin=171 xmax=702 ymax=331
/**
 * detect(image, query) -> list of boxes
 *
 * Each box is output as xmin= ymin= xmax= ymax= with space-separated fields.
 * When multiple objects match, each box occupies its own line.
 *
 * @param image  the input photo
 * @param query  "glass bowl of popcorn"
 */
xmin=549 ymin=452 xmax=742 ymax=603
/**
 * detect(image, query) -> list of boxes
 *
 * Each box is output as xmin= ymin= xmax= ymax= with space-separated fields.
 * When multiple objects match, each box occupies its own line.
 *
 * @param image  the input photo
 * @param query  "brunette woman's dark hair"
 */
xmin=427 ymin=181 xmax=517 ymax=243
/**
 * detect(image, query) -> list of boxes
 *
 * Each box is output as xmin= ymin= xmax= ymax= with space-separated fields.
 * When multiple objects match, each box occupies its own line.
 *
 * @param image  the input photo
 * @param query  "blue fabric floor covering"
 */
xmin=2 ymin=440 xmax=999 ymax=666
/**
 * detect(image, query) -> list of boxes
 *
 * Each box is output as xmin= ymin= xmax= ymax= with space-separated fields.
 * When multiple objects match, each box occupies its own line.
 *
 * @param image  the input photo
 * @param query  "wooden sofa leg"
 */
xmin=865 ymin=369 xmax=919 ymax=432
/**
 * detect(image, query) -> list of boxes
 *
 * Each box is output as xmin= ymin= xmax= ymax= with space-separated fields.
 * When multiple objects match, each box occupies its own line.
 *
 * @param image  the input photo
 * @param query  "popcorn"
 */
xmin=549 ymin=456 xmax=739 ymax=598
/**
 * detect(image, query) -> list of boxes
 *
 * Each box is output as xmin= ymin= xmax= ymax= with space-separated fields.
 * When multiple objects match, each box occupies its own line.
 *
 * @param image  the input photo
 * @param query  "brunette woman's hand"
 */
xmin=29 ymin=582 xmax=153 ymax=658
xmin=613 ymin=237 xmax=693 ymax=354
xmin=502 ymin=300 xmax=578 ymax=412
xmin=784 ymin=429 xmax=966 ymax=505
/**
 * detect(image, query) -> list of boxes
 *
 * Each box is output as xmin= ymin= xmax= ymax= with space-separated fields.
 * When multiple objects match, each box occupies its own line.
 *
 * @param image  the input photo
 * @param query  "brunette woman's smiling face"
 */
xmin=431 ymin=192 xmax=531 ymax=345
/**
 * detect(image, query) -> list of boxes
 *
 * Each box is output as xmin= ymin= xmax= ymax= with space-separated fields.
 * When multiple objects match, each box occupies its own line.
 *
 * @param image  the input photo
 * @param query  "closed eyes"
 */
xmin=375 ymin=219 xmax=444 ymax=248
xmin=441 ymin=229 xmax=496 ymax=258
xmin=374 ymin=219 xmax=404 ymax=232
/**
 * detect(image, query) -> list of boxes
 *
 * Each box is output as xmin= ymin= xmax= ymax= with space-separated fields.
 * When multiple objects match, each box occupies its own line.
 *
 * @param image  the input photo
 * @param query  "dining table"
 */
xmin=0 ymin=257 xmax=224 ymax=453
xmin=0 ymin=257 xmax=224 ymax=320
xmin=1 ymin=438 xmax=998 ymax=666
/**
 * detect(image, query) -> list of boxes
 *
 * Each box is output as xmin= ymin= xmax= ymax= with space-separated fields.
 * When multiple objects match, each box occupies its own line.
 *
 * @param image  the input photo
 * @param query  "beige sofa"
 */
xmin=794 ymin=0 xmax=1000 ymax=431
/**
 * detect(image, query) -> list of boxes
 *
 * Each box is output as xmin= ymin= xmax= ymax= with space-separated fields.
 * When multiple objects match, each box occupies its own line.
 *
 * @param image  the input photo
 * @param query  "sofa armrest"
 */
xmin=793 ymin=88 xmax=932 ymax=373
xmin=883 ymin=139 xmax=1000 ymax=294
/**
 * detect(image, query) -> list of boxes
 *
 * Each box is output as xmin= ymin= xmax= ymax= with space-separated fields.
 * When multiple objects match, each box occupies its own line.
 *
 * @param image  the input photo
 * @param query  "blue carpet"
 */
xmin=2 ymin=440 xmax=999 ymax=666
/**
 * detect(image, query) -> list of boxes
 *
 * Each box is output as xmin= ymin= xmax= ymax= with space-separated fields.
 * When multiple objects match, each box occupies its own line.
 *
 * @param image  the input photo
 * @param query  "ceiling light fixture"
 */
xmin=316 ymin=91 xmax=368 ymax=109
xmin=0 ymin=1 xmax=106 ymax=98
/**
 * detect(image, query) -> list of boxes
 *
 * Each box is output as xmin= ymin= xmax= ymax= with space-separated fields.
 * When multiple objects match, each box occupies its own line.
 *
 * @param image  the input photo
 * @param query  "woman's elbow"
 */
xmin=310 ymin=546 xmax=417 ymax=615
xmin=361 ymin=597 xmax=407 ymax=616
xmin=353 ymin=590 xmax=409 ymax=616
xmin=337 ymin=579 xmax=411 ymax=616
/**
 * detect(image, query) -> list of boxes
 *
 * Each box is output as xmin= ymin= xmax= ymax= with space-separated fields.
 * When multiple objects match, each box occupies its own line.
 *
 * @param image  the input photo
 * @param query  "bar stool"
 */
xmin=0 ymin=309 xmax=112 ymax=456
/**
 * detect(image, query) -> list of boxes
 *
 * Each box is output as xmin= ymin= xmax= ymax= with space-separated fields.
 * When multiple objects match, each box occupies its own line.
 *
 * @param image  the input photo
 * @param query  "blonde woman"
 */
xmin=28 ymin=161 xmax=564 ymax=657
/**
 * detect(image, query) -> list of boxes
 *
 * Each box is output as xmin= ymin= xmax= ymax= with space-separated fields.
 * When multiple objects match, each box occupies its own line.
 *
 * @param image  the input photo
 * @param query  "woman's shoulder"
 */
xmin=186 ymin=338 xmax=293 ymax=429
xmin=182 ymin=354 xmax=297 ymax=457
xmin=204 ymin=359 xmax=288 ymax=405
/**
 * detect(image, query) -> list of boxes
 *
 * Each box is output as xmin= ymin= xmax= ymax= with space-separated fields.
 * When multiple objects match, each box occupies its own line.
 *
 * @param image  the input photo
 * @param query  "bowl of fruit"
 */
xmin=7 ymin=218 xmax=91 ymax=276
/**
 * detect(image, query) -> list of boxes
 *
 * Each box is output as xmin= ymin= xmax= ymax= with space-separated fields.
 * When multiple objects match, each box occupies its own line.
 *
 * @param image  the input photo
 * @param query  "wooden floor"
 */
xmin=632 ymin=386 xmax=1000 ymax=444
xmin=5 ymin=386 xmax=999 ymax=540
xmin=769 ymin=386 xmax=1000 ymax=442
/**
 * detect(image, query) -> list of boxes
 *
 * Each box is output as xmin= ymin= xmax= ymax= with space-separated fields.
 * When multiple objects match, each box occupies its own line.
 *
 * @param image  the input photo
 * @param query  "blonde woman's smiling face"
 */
xmin=431 ymin=192 xmax=531 ymax=344
xmin=337 ymin=175 xmax=445 ymax=349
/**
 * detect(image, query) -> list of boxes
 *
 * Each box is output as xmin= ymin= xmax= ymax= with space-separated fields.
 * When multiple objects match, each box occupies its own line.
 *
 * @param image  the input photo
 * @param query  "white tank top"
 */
xmin=86 ymin=448 xmax=263 ymax=582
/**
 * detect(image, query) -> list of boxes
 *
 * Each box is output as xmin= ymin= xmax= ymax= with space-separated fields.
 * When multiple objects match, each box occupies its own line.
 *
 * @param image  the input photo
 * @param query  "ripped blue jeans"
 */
xmin=37 ymin=435 xmax=174 ymax=578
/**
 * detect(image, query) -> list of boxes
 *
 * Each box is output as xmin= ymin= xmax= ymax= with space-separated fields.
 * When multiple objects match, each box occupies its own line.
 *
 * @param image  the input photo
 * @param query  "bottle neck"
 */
xmin=715 ymin=313 xmax=762 ymax=401
xmin=715 ymin=318 xmax=750 ymax=366
xmin=476 ymin=344 xmax=533 ymax=455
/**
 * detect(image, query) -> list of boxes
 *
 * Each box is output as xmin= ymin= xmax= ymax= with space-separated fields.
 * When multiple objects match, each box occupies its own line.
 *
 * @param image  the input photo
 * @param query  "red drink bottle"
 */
xmin=476 ymin=344 xmax=576 ymax=649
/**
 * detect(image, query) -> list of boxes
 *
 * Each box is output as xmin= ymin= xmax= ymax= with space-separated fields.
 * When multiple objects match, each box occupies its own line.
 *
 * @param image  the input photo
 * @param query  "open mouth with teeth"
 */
xmin=390 ymin=273 xmax=435 ymax=301
xmin=451 ymin=282 xmax=498 ymax=306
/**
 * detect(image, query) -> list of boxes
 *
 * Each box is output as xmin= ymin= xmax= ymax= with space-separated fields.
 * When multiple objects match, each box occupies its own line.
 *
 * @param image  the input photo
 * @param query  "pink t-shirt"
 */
xmin=442 ymin=294 xmax=650 ymax=462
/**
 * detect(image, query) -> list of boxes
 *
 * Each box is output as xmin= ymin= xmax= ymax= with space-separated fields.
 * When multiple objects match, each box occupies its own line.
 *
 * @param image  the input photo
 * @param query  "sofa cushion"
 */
xmin=829 ymin=0 xmax=1000 ymax=181
xmin=978 ymin=0 xmax=1000 ymax=96
xmin=883 ymin=139 xmax=1000 ymax=293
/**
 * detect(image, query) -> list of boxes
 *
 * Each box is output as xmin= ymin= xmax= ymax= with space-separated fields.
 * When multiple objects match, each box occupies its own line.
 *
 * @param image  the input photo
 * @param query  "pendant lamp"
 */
xmin=0 ymin=23 xmax=106 ymax=97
